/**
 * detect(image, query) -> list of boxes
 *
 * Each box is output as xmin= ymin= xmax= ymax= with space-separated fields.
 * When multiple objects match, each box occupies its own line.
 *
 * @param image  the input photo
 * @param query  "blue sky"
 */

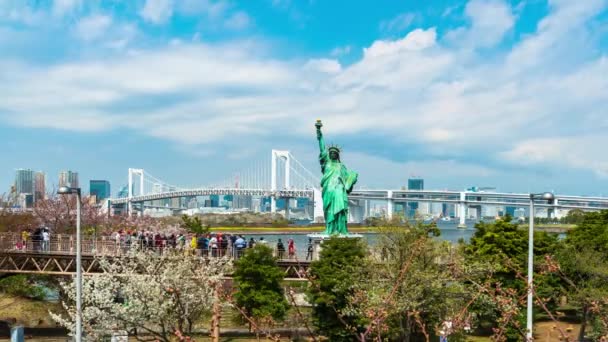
xmin=1 ymin=0 xmax=608 ymax=196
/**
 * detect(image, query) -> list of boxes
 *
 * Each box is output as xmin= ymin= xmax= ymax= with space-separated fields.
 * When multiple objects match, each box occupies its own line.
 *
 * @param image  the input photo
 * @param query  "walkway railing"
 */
xmin=0 ymin=233 xmax=303 ymax=260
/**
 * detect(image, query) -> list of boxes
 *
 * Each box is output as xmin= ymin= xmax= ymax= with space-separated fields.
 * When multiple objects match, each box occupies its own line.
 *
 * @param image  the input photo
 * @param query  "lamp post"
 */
xmin=527 ymin=192 xmax=555 ymax=341
xmin=58 ymin=186 xmax=82 ymax=342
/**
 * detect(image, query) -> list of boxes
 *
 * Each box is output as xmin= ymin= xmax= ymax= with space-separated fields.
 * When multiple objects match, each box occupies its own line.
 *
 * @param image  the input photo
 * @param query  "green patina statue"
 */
xmin=315 ymin=120 xmax=358 ymax=235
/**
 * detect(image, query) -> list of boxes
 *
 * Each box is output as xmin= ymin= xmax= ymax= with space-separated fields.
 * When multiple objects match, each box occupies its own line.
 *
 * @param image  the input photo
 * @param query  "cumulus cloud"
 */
xmin=330 ymin=45 xmax=351 ymax=57
xmin=140 ymin=0 xmax=173 ymax=24
xmin=364 ymin=28 xmax=437 ymax=58
xmin=224 ymin=11 xmax=251 ymax=30
xmin=379 ymin=12 xmax=418 ymax=34
xmin=445 ymin=0 xmax=514 ymax=48
xmin=52 ymin=0 xmax=81 ymax=17
xmin=0 ymin=0 xmax=608 ymax=183
xmin=304 ymin=58 xmax=342 ymax=74
xmin=75 ymin=14 xmax=112 ymax=41
xmin=501 ymin=135 xmax=608 ymax=177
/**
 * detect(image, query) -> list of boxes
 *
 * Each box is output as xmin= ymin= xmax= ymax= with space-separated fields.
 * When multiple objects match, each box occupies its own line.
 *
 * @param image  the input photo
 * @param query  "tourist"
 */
xmin=32 ymin=228 xmax=42 ymax=251
xmin=198 ymin=234 xmax=209 ymax=257
xmin=114 ymin=231 xmax=121 ymax=253
xmin=258 ymin=237 xmax=268 ymax=245
xmin=248 ymin=237 xmax=256 ymax=249
xmin=42 ymin=228 xmax=50 ymax=252
xmin=288 ymin=238 xmax=296 ymax=259
xmin=276 ymin=239 xmax=285 ymax=259
xmin=21 ymin=229 xmax=30 ymax=251
xmin=190 ymin=234 xmax=198 ymax=254
xmin=176 ymin=233 xmax=185 ymax=249
xmin=306 ymin=238 xmax=313 ymax=260
xmin=229 ymin=234 xmax=237 ymax=257
xmin=209 ymin=235 xmax=218 ymax=257
xmin=234 ymin=235 xmax=246 ymax=258
xmin=220 ymin=234 xmax=229 ymax=257
xmin=168 ymin=234 xmax=176 ymax=249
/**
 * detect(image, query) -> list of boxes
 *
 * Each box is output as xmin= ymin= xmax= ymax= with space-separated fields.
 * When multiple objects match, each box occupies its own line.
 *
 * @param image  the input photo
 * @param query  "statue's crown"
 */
xmin=328 ymin=144 xmax=341 ymax=153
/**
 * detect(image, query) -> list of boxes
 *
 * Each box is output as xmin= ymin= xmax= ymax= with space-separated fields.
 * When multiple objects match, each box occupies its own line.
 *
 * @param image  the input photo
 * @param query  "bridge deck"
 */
xmin=0 ymin=234 xmax=311 ymax=278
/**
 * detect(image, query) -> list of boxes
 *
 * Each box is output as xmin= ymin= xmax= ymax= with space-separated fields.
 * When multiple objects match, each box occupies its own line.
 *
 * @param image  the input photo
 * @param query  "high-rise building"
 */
xmin=15 ymin=169 xmax=34 ymax=195
xmin=117 ymin=186 xmax=129 ymax=198
xmin=209 ymin=195 xmax=220 ymax=208
xmin=407 ymin=178 xmax=424 ymax=217
xmin=90 ymin=180 xmax=111 ymax=203
xmin=59 ymin=170 xmax=79 ymax=188
xmin=34 ymin=171 xmax=46 ymax=203
xmin=407 ymin=178 xmax=424 ymax=191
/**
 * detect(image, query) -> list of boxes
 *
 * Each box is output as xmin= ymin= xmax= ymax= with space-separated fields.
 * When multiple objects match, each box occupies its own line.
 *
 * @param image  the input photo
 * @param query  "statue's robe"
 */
xmin=319 ymin=144 xmax=358 ymax=235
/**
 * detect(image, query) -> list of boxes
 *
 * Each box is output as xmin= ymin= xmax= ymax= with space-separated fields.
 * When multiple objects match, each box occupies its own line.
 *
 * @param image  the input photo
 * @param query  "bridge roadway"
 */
xmin=0 ymin=234 xmax=310 ymax=279
xmin=109 ymin=188 xmax=608 ymax=221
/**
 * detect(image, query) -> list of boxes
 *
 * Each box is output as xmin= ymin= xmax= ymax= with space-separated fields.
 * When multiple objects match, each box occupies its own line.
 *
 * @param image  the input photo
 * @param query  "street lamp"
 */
xmin=527 ymin=191 xmax=555 ymax=341
xmin=57 ymin=186 xmax=82 ymax=342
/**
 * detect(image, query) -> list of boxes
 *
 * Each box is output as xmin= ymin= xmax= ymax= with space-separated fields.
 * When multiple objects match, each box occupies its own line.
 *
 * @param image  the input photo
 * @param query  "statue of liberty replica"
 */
xmin=315 ymin=120 xmax=358 ymax=235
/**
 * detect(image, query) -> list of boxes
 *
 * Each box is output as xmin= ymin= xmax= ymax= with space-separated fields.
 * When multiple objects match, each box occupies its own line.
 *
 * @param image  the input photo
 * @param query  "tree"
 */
xmin=352 ymin=222 xmax=473 ymax=341
xmin=307 ymin=236 xmax=370 ymax=341
xmin=554 ymin=210 xmax=608 ymax=340
xmin=233 ymin=245 xmax=289 ymax=330
xmin=464 ymin=216 xmax=562 ymax=337
xmin=0 ymin=274 xmax=47 ymax=300
xmin=561 ymin=209 xmax=586 ymax=225
xmin=51 ymin=249 xmax=231 ymax=341
xmin=180 ymin=214 xmax=209 ymax=235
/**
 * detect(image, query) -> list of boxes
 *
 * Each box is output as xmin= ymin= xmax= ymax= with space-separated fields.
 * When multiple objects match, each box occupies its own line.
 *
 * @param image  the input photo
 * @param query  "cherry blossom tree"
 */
xmin=51 ymin=249 xmax=232 ymax=341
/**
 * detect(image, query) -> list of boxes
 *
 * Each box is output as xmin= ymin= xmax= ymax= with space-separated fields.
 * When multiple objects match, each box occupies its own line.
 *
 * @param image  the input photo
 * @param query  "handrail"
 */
xmin=1 ymin=233 xmax=301 ymax=260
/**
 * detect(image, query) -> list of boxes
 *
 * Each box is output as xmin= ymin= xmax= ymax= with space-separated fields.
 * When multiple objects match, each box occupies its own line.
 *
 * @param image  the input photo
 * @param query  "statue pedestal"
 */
xmin=306 ymin=233 xmax=364 ymax=261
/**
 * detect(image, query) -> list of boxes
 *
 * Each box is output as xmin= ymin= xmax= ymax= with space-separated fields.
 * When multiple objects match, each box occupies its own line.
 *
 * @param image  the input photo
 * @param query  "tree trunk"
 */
xmin=210 ymin=288 xmax=221 ymax=342
xmin=578 ymin=306 xmax=588 ymax=342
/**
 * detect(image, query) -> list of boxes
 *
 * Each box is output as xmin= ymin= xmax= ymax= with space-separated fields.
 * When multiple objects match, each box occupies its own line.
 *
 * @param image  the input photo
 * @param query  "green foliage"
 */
xmin=369 ymin=222 xmax=470 ymax=341
xmin=180 ymin=214 xmax=208 ymax=235
xmin=464 ymin=216 xmax=562 ymax=335
xmin=0 ymin=275 xmax=47 ymax=300
xmin=233 ymin=245 xmax=289 ymax=325
xmin=466 ymin=216 xmax=559 ymax=271
xmin=307 ymin=237 xmax=369 ymax=341
xmin=566 ymin=210 xmax=608 ymax=253
xmin=556 ymin=210 xmax=608 ymax=339
xmin=561 ymin=209 xmax=586 ymax=225
xmin=271 ymin=217 xmax=289 ymax=227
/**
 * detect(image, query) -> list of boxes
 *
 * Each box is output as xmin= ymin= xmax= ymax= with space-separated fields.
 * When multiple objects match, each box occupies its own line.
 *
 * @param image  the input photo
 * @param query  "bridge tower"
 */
xmin=270 ymin=150 xmax=291 ymax=214
xmin=128 ymin=168 xmax=144 ymax=215
xmin=458 ymin=191 xmax=467 ymax=228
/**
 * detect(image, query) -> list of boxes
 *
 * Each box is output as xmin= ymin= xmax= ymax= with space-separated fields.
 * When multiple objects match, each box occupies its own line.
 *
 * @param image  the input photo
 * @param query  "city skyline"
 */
xmin=1 ymin=0 xmax=608 ymax=196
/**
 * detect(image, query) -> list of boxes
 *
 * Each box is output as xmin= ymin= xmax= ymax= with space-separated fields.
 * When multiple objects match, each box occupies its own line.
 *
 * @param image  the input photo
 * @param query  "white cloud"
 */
xmin=140 ymin=0 xmax=173 ymax=24
xmin=304 ymin=58 xmax=342 ymax=74
xmin=330 ymin=45 xmax=351 ymax=57
xmin=445 ymin=0 xmax=514 ymax=48
xmin=501 ymin=135 xmax=608 ymax=177
xmin=177 ymin=0 xmax=229 ymax=18
xmin=363 ymin=28 xmax=437 ymax=58
xmin=224 ymin=11 xmax=251 ymax=30
xmin=0 ymin=1 xmax=46 ymax=26
xmin=1 ymin=0 xmax=608 ymax=182
xmin=52 ymin=0 xmax=81 ymax=17
xmin=379 ymin=12 xmax=418 ymax=34
xmin=75 ymin=14 xmax=112 ymax=41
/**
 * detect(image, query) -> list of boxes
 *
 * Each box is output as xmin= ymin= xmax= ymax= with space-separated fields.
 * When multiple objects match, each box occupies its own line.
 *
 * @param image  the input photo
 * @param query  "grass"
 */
xmin=0 ymin=295 xmax=64 ymax=327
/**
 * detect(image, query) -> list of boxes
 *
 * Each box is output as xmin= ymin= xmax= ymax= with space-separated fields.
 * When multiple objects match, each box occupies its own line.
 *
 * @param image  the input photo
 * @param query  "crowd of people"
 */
xmin=16 ymin=228 xmax=315 ymax=260
xmin=17 ymin=227 xmax=50 ymax=251
xmin=109 ymin=231 xmax=313 ymax=260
